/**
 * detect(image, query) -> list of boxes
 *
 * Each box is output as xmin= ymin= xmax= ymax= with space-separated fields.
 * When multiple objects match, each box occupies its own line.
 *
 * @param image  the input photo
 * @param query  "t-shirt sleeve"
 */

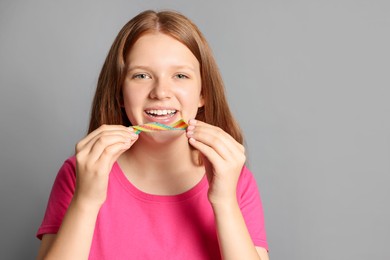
xmin=237 ymin=165 xmax=269 ymax=251
xmin=36 ymin=157 xmax=77 ymax=240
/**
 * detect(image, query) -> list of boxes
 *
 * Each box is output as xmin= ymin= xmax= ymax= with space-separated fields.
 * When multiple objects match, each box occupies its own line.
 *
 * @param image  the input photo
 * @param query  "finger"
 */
xmin=188 ymin=137 xmax=224 ymax=168
xmin=76 ymin=125 xmax=136 ymax=152
xmin=97 ymin=140 xmax=134 ymax=168
xmin=87 ymin=132 xmax=137 ymax=163
xmin=188 ymin=120 xmax=245 ymax=153
xmin=76 ymin=125 xmax=113 ymax=149
xmin=187 ymin=123 xmax=240 ymax=161
xmin=84 ymin=127 xmax=136 ymax=150
xmin=77 ymin=127 xmax=136 ymax=155
xmin=191 ymin=120 xmax=243 ymax=148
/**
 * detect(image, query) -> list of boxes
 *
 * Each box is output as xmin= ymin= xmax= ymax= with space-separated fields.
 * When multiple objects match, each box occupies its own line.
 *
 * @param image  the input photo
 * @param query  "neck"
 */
xmin=123 ymin=133 xmax=199 ymax=178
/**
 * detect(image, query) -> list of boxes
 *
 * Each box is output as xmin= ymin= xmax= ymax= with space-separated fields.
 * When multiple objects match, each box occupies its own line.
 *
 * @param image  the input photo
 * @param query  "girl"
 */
xmin=37 ymin=10 xmax=269 ymax=260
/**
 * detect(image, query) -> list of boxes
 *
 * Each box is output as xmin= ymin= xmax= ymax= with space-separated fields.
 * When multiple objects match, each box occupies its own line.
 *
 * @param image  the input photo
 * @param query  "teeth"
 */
xmin=146 ymin=109 xmax=176 ymax=116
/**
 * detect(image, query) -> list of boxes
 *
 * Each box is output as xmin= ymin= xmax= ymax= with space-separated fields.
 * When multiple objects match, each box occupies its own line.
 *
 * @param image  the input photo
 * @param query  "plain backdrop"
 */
xmin=1 ymin=0 xmax=389 ymax=259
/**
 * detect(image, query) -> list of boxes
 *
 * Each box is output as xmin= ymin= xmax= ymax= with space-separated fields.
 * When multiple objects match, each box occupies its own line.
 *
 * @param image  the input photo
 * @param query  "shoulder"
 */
xmin=63 ymin=156 xmax=76 ymax=169
xmin=237 ymin=165 xmax=257 ymax=190
xmin=58 ymin=156 xmax=76 ymax=176
xmin=240 ymin=165 xmax=254 ymax=178
xmin=52 ymin=156 xmax=77 ymax=190
xmin=236 ymin=165 xmax=262 ymax=203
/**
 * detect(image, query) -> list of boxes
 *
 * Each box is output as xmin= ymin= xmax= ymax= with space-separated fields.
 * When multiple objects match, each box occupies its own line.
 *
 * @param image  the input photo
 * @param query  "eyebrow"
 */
xmin=127 ymin=65 xmax=149 ymax=72
xmin=127 ymin=64 xmax=197 ymax=72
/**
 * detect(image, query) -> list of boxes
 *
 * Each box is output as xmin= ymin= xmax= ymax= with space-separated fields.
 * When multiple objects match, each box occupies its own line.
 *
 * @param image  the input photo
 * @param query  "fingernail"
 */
xmin=187 ymin=125 xmax=195 ymax=131
xmin=187 ymin=131 xmax=194 ymax=136
xmin=130 ymin=132 xmax=138 ymax=139
xmin=128 ymin=127 xmax=141 ymax=135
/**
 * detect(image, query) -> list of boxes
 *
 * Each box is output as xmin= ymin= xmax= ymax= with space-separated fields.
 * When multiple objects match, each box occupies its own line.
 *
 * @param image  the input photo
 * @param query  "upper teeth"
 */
xmin=146 ymin=109 xmax=176 ymax=115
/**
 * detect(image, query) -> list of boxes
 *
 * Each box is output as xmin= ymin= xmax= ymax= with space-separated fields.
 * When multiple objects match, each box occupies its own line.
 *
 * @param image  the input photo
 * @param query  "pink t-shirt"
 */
xmin=37 ymin=157 xmax=268 ymax=259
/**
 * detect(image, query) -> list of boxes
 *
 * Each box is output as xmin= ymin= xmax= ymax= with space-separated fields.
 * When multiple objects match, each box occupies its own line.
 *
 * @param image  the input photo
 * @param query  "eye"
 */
xmin=175 ymin=73 xmax=189 ymax=79
xmin=132 ymin=73 xmax=151 ymax=79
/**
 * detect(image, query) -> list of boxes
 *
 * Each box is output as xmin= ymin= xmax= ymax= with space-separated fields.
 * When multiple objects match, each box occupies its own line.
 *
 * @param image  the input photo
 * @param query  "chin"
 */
xmin=141 ymin=130 xmax=186 ymax=144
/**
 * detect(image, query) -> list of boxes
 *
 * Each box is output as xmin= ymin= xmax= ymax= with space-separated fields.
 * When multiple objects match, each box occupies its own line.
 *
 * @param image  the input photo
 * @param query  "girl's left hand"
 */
xmin=186 ymin=119 xmax=246 ymax=206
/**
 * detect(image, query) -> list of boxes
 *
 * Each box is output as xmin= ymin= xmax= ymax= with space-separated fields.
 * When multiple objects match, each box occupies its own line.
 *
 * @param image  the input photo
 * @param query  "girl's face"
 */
xmin=122 ymin=32 xmax=204 ymax=129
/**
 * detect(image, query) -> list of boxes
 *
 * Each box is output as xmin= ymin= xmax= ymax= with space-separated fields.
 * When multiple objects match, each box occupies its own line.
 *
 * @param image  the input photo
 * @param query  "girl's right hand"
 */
xmin=73 ymin=125 xmax=138 ymax=208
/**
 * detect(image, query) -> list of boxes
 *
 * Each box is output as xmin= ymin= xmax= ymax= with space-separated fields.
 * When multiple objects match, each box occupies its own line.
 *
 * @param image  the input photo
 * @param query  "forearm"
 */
xmin=212 ymin=200 xmax=261 ymax=260
xmin=44 ymin=198 xmax=100 ymax=260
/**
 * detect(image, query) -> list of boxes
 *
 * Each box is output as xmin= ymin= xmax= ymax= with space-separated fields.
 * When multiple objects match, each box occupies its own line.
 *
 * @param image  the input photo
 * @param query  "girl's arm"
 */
xmin=36 ymin=125 xmax=138 ymax=260
xmin=187 ymin=120 xmax=269 ymax=260
xmin=36 ymin=198 xmax=101 ymax=259
xmin=212 ymin=202 xmax=269 ymax=260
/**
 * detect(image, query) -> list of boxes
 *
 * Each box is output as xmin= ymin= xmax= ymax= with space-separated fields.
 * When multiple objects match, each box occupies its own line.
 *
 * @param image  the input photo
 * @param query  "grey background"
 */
xmin=1 ymin=0 xmax=389 ymax=259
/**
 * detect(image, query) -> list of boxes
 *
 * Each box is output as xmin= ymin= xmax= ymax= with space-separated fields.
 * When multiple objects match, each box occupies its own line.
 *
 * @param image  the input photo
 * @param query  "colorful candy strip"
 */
xmin=132 ymin=119 xmax=188 ymax=134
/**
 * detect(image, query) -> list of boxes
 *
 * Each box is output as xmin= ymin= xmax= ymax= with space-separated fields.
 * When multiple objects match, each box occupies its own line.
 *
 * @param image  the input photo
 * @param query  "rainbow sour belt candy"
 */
xmin=132 ymin=119 xmax=188 ymax=134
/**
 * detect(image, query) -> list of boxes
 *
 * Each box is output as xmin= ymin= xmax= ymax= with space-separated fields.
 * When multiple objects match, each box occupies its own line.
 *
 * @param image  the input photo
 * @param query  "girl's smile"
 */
xmin=144 ymin=107 xmax=178 ymax=123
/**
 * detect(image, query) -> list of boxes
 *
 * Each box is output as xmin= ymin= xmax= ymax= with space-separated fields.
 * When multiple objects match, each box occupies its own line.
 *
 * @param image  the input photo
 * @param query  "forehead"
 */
xmin=126 ymin=33 xmax=199 ymax=70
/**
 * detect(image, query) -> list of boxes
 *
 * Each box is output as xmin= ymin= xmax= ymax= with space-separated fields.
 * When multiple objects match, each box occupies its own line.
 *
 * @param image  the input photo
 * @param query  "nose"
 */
xmin=149 ymin=78 xmax=172 ymax=100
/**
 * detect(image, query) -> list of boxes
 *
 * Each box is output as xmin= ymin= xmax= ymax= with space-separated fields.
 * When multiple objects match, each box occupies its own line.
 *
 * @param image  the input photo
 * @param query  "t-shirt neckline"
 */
xmin=113 ymin=162 xmax=208 ymax=203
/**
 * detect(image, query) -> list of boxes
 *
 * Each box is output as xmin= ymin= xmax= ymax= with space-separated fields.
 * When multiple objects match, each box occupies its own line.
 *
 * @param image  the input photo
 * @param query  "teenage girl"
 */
xmin=37 ymin=10 xmax=269 ymax=260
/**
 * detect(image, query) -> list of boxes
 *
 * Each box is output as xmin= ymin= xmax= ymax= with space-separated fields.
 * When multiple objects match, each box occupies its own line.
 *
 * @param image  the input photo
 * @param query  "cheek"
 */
xmin=178 ymin=81 xmax=202 ymax=99
xmin=122 ymin=85 xmax=144 ymax=107
xmin=178 ymin=88 xmax=202 ymax=106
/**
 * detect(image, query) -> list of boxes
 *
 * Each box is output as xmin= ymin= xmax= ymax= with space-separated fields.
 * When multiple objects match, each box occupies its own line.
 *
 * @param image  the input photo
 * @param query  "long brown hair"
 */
xmin=88 ymin=10 xmax=243 ymax=144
